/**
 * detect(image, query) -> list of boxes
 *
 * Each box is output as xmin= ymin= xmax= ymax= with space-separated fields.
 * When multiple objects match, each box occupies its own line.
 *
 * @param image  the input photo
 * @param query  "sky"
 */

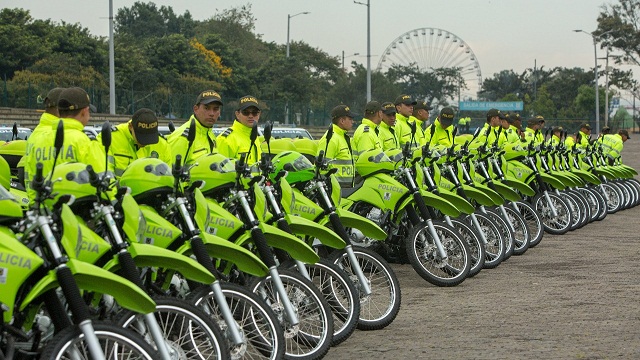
xmin=7 ymin=0 xmax=635 ymax=100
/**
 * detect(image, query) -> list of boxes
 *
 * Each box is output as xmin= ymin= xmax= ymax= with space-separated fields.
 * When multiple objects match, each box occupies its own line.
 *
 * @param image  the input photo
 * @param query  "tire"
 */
xmin=501 ymin=204 xmax=530 ymax=256
xmin=283 ymin=258 xmax=360 ymax=346
xmin=189 ymin=282 xmax=285 ymax=360
xmin=116 ymin=296 xmax=229 ymax=360
xmin=559 ymin=190 xmax=586 ymax=230
xmin=568 ymin=189 xmax=591 ymax=228
xmin=327 ymin=246 xmax=401 ymax=331
xmin=589 ymin=185 xmax=608 ymax=221
xmin=248 ymin=269 xmax=333 ymax=360
xmin=533 ymin=191 xmax=572 ymax=235
xmin=450 ymin=217 xmax=485 ymax=277
xmin=466 ymin=212 xmax=504 ymax=269
xmin=512 ymin=200 xmax=544 ymax=248
xmin=41 ymin=321 xmax=160 ymax=359
xmin=405 ymin=220 xmax=471 ymax=287
xmin=614 ymin=181 xmax=633 ymax=209
xmin=600 ymin=182 xmax=622 ymax=214
xmin=484 ymin=208 xmax=515 ymax=260
xmin=578 ymin=187 xmax=603 ymax=223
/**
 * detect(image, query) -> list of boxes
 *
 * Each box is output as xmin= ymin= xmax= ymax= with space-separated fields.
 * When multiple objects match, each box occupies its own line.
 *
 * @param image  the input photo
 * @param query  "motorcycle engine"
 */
xmin=348 ymin=207 xmax=388 ymax=247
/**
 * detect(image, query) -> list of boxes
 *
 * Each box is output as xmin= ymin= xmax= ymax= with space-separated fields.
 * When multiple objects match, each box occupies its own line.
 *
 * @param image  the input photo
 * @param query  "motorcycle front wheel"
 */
xmin=40 ymin=321 xmax=160 ymax=360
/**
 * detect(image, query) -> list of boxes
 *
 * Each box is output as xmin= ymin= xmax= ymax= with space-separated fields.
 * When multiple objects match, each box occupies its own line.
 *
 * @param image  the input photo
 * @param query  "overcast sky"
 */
xmin=10 ymin=0 xmax=635 ymax=99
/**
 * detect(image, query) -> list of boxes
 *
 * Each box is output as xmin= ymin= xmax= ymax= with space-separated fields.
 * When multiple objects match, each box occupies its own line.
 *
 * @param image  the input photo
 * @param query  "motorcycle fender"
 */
xmin=539 ymin=172 xmax=566 ymax=190
xmin=334 ymin=207 xmax=387 ymax=240
xmin=491 ymin=180 xmax=521 ymax=202
xmin=258 ymin=222 xmax=319 ymax=264
xmin=434 ymin=190 xmax=476 ymax=215
xmin=284 ymin=213 xmax=346 ymax=249
xmin=420 ymin=189 xmax=461 ymax=217
xmin=570 ymin=169 xmax=601 ymax=185
xmin=550 ymin=171 xmax=580 ymax=187
xmin=103 ymin=242 xmax=216 ymax=285
xmin=175 ymin=232 xmax=269 ymax=277
xmin=471 ymin=183 xmax=504 ymax=206
xmin=503 ymin=175 xmax=535 ymax=196
xmin=20 ymin=258 xmax=155 ymax=315
xmin=620 ymin=164 xmax=638 ymax=176
xmin=458 ymin=184 xmax=495 ymax=206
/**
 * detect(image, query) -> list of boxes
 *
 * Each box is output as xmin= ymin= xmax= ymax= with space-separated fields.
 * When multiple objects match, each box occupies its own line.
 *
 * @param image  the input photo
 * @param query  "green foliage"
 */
xmin=596 ymin=0 xmax=640 ymax=67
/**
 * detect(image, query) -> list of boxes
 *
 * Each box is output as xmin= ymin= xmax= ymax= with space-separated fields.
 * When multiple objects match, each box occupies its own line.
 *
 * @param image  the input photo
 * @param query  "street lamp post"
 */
xmin=342 ymin=52 xmax=360 ymax=71
xmin=354 ymin=0 xmax=371 ymax=102
xmin=108 ymin=0 xmax=115 ymax=114
xmin=574 ymin=29 xmax=613 ymax=135
xmin=285 ymin=11 xmax=309 ymax=124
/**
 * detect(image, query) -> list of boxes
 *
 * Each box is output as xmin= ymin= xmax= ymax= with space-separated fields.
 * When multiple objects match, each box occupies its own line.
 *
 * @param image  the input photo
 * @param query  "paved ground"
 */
xmin=327 ymin=138 xmax=640 ymax=359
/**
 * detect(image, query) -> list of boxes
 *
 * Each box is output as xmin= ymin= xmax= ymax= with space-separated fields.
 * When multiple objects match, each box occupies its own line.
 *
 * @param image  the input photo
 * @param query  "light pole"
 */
xmin=342 ymin=52 xmax=360 ymax=71
xmin=574 ymin=29 xmax=613 ymax=135
xmin=285 ymin=11 xmax=309 ymax=124
xmin=354 ymin=0 xmax=371 ymax=102
xmin=286 ymin=12 xmax=309 ymax=58
xmin=108 ymin=0 xmax=115 ymax=114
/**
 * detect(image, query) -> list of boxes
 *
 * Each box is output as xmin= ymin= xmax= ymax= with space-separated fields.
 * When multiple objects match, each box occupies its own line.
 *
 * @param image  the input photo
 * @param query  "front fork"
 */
xmin=175 ymin=198 xmax=250 ymax=344
xmin=316 ymin=181 xmax=372 ymax=296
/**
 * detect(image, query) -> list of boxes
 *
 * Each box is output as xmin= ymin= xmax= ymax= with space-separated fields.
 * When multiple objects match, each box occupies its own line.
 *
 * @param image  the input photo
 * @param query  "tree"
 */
xmin=115 ymin=1 xmax=195 ymax=39
xmin=0 ymin=9 xmax=52 ymax=77
xmin=478 ymin=70 xmax=525 ymax=101
xmin=596 ymin=0 xmax=640 ymax=67
xmin=385 ymin=64 xmax=464 ymax=107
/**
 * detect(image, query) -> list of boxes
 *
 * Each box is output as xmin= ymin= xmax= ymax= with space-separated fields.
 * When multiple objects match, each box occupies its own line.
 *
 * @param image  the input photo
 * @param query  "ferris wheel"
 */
xmin=377 ymin=28 xmax=483 ymax=101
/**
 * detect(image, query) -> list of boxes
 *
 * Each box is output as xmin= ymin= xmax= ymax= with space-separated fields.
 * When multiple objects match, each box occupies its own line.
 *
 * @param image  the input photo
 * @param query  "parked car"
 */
xmin=0 ymin=127 xmax=32 ymax=141
xmin=269 ymin=127 xmax=313 ymax=140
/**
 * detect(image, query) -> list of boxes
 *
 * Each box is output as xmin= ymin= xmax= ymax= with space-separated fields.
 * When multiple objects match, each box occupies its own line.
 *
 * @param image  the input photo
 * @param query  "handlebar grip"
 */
xmin=86 ymin=165 xmax=99 ymax=186
xmin=316 ymin=150 xmax=325 ymax=167
xmin=174 ymin=154 xmax=182 ymax=169
xmin=34 ymin=163 xmax=44 ymax=184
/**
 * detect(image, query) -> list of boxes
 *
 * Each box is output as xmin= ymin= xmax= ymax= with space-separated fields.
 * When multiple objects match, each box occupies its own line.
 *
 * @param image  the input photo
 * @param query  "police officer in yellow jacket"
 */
xmin=25 ymin=87 xmax=105 ymax=199
xmin=378 ymin=102 xmax=399 ymax=151
xmin=576 ymin=123 xmax=591 ymax=149
xmin=394 ymin=94 xmax=417 ymax=147
xmin=22 ymin=87 xmax=64 ymax=189
xmin=217 ymin=95 xmax=262 ymax=164
xmin=504 ymin=112 xmax=524 ymax=144
xmin=168 ymin=90 xmax=221 ymax=165
xmin=409 ymin=100 xmax=432 ymax=146
xmin=353 ymin=101 xmax=383 ymax=159
xmin=523 ymin=116 xmax=544 ymax=145
xmin=317 ymin=105 xmax=356 ymax=187
xmin=473 ymin=108 xmax=504 ymax=147
xmin=600 ymin=129 xmax=629 ymax=164
xmin=100 ymin=108 xmax=172 ymax=177
xmin=547 ymin=126 xmax=563 ymax=147
xmin=424 ymin=107 xmax=456 ymax=148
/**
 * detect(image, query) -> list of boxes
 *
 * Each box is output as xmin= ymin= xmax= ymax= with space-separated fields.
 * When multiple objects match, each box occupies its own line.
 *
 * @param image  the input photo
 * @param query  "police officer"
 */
xmin=21 ymin=87 xmax=65 ymax=188
xmin=600 ymin=129 xmax=629 ymax=164
xmin=409 ymin=100 xmax=432 ymax=146
xmin=378 ymin=102 xmax=400 ymax=151
xmin=393 ymin=94 xmax=417 ymax=147
xmin=424 ymin=107 xmax=456 ymax=148
xmin=504 ymin=112 xmax=524 ymax=144
xmin=352 ymin=100 xmax=383 ymax=159
xmin=576 ymin=123 xmax=591 ymax=149
xmin=547 ymin=126 xmax=563 ymax=147
xmin=101 ymin=108 xmax=172 ymax=177
xmin=25 ymin=87 xmax=105 ymax=198
xmin=217 ymin=95 xmax=262 ymax=164
xmin=168 ymin=90 xmax=221 ymax=165
xmin=473 ymin=108 xmax=505 ymax=147
xmin=523 ymin=116 xmax=544 ymax=145
xmin=317 ymin=105 xmax=356 ymax=188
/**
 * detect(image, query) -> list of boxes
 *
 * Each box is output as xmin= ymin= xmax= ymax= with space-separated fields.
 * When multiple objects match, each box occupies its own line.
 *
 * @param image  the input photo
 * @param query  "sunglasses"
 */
xmin=241 ymin=109 xmax=260 ymax=116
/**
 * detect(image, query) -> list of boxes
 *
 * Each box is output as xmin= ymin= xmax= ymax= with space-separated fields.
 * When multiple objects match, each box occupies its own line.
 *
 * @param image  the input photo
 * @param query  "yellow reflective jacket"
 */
xmin=100 ymin=121 xmax=173 ymax=177
xmin=424 ymin=118 xmax=454 ymax=148
xmin=394 ymin=113 xmax=414 ymax=147
xmin=21 ymin=112 xmax=60 ymax=171
xmin=576 ymin=130 xmax=590 ymax=149
xmin=505 ymin=125 xmax=523 ymax=144
xmin=409 ymin=116 xmax=426 ymax=146
xmin=378 ymin=122 xmax=399 ymax=151
xmin=25 ymin=117 xmax=105 ymax=200
xmin=352 ymin=118 xmax=382 ymax=159
xmin=317 ymin=124 xmax=354 ymax=187
xmin=599 ymin=134 xmax=623 ymax=161
xmin=167 ymin=115 xmax=217 ymax=166
xmin=216 ymin=120 xmax=261 ymax=165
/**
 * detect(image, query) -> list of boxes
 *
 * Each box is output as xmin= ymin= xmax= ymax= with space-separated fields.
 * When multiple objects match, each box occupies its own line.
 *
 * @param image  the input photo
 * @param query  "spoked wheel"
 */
xmin=484 ymin=208 xmax=515 ymax=260
xmin=578 ymin=187 xmax=603 ymax=223
xmin=465 ymin=212 xmax=504 ymax=269
xmin=189 ymin=282 xmax=285 ymax=360
xmin=405 ymin=220 xmax=471 ymax=287
xmin=283 ymin=258 xmax=360 ymax=346
xmin=248 ymin=269 xmax=333 ymax=360
xmin=558 ymin=190 xmax=586 ymax=231
xmin=117 ymin=296 xmax=229 ymax=360
xmin=500 ymin=204 xmax=530 ymax=256
xmin=512 ymin=200 xmax=543 ymax=248
xmin=587 ymin=185 xmax=608 ymax=221
xmin=533 ymin=191 xmax=572 ymax=235
xmin=450 ymin=216 xmax=485 ymax=277
xmin=327 ymin=246 xmax=401 ymax=331
xmin=41 ymin=321 xmax=160 ymax=359
xmin=600 ymin=183 xmax=622 ymax=214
